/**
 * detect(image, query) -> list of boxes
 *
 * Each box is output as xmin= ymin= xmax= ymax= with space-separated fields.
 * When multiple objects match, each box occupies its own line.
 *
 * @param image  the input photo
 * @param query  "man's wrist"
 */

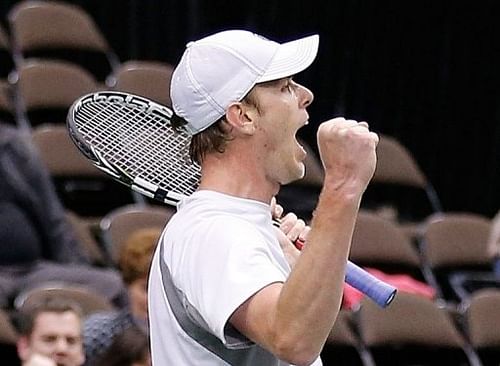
xmin=319 ymin=176 xmax=366 ymax=207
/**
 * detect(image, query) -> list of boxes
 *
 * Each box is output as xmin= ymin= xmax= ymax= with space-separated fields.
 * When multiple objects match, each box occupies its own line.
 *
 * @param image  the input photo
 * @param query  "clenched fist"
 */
xmin=317 ymin=117 xmax=378 ymax=194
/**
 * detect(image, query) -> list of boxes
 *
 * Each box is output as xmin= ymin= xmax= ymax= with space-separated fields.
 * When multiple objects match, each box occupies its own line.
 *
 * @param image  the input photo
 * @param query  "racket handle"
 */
xmin=345 ymin=261 xmax=397 ymax=307
xmin=294 ymin=239 xmax=396 ymax=307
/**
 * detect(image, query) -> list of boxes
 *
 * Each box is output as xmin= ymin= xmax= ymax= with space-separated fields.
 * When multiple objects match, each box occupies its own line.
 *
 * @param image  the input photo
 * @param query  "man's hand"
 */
xmin=317 ymin=117 xmax=379 ymax=196
xmin=271 ymin=198 xmax=310 ymax=268
xmin=24 ymin=354 xmax=56 ymax=366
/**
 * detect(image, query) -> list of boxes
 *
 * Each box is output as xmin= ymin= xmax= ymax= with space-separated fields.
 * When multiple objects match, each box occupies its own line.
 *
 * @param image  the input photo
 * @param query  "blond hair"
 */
xmin=172 ymin=86 xmax=262 ymax=165
xmin=118 ymin=227 xmax=161 ymax=284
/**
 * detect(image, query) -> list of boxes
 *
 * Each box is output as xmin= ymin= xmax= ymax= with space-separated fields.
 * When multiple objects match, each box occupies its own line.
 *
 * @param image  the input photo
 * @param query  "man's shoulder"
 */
xmin=167 ymin=209 xmax=257 ymax=241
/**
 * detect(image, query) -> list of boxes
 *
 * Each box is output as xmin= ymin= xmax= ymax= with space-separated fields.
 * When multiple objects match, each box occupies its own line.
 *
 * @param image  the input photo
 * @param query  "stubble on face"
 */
xmin=251 ymin=80 xmax=308 ymax=185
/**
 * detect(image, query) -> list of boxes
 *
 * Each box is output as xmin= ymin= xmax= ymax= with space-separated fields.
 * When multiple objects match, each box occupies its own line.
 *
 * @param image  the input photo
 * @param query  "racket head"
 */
xmin=66 ymin=91 xmax=200 ymax=205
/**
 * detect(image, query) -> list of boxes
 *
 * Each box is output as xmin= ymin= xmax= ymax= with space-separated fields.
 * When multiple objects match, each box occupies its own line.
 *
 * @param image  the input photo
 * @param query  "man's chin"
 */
xmin=53 ymin=358 xmax=69 ymax=366
xmin=295 ymin=162 xmax=306 ymax=181
xmin=280 ymin=164 xmax=306 ymax=185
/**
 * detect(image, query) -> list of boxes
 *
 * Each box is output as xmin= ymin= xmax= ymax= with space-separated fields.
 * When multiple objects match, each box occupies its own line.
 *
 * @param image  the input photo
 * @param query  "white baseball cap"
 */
xmin=170 ymin=30 xmax=319 ymax=135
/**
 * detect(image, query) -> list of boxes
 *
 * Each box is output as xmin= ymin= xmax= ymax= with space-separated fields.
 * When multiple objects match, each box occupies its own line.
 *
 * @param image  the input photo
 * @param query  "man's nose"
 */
xmin=298 ymin=84 xmax=314 ymax=108
xmin=54 ymin=337 xmax=69 ymax=352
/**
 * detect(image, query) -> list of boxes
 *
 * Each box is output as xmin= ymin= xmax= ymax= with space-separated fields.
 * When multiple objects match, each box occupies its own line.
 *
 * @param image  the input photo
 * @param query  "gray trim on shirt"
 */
xmin=159 ymin=239 xmax=277 ymax=365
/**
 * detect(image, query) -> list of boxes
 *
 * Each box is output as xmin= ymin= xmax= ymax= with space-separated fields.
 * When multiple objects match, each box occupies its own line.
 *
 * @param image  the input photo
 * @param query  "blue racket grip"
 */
xmin=289 ymin=232 xmax=396 ymax=307
xmin=345 ymin=261 xmax=397 ymax=307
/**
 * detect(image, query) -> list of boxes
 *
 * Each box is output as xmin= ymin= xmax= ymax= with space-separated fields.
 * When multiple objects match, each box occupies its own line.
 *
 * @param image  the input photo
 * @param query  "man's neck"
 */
xmin=198 ymin=150 xmax=278 ymax=204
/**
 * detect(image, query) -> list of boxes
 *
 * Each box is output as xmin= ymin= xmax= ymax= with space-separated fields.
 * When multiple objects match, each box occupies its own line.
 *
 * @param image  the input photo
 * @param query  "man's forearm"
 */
xmin=273 ymin=181 xmax=363 ymax=364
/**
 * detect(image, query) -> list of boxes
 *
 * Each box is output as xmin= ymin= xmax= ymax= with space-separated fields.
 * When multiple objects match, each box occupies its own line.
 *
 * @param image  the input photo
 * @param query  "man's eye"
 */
xmin=283 ymin=82 xmax=293 ymax=93
xmin=42 ymin=336 xmax=57 ymax=343
xmin=66 ymin=337 xmax=79 ymax=345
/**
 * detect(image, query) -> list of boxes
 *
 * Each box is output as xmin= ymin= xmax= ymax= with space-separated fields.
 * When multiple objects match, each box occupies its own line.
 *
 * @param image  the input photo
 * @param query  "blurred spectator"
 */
xmin=15 ymin=297 xmax=85 ymax=366
xmin=118 ymin=227 xmax=160 ymax=328
xmin=93 ymin=325 xmax=151 ymax=366
xmin=0 ymin=123 xmax=128 ymax=308
xmin=83 ymin=227 xmax=159 ymax=365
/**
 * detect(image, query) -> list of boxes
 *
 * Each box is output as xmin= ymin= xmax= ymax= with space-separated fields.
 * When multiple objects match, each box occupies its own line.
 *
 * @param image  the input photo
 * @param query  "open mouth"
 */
xmin=295 ymin=120 xmax=309 ymax=159
xmin=295 ymin=137 xmax=307 ymax=160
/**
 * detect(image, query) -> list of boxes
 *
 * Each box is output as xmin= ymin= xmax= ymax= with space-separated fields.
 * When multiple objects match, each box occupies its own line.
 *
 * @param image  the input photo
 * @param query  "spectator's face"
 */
xmin=129 ymin=276 xmax=148 ymax=322
xmin=18 ymin=311 xmax=85 ymax=366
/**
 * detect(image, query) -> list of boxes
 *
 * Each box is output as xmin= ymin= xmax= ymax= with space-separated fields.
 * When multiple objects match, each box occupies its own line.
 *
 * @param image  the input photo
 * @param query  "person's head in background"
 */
xmin=16 ymin=297 xmax=85 ymax=366
xmin=119 ymin=227 xmax=161 ymax=327
xmin=93 ymin=324 xmax=151 ymax=366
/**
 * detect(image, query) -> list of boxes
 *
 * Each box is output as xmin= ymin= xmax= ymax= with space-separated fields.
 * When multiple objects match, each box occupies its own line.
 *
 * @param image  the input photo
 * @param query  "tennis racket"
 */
xmin=67 ymin=91 xmax=396 ymax=308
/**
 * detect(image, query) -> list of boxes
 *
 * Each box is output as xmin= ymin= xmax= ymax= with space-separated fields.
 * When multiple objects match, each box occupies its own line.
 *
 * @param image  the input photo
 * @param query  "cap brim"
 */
xmin=256 ymin=34 xmax=319 ymax=83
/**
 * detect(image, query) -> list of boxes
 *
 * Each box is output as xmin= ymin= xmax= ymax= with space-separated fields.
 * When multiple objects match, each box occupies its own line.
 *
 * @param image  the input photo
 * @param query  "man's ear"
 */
xmin=16 ymin=336 xmax=31 ymax=361
xmin=225 ymin=102 xmax=257 ymax=135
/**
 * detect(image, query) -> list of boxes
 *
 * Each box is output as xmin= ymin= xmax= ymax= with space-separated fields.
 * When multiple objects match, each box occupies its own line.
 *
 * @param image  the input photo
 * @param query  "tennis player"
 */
xmin=148 ymin=29 xmax=378 ymax=365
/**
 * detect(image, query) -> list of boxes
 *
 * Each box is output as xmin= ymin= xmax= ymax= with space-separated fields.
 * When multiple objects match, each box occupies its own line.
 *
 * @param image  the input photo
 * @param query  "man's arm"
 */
xmin=230 ymin=118 xmax=378 ymax=365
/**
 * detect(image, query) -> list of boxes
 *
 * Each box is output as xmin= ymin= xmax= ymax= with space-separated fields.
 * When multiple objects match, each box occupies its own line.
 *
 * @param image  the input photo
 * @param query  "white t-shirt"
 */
xmin=148 ymin=190 xmax=322 ymax=365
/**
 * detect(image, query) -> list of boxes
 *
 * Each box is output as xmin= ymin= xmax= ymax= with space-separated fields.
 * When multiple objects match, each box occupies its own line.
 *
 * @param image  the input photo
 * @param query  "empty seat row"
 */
xmin=0 ymin=1 xmax=175 ymax=130
xmin=0 ymin=58 xmax=174 ymax=129
xmin=324 ymin=289 xmax=500 ymax=366
xmin=4 ymin=288 xmax=499 ymax=366
xmin=4 ymin=0 xmax=119 ymax=82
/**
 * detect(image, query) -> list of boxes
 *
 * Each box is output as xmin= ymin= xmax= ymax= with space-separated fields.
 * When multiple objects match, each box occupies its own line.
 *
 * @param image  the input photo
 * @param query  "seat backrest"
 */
xmin=8 ymin=0 xmax=118 ymax=81
xmin=357 ymin=292 xmax=475 ymax=365
xmin=65 ymin=210 xmax=106 ymax=266
xmin=373 ymin=134 xmax=427 ymax=188
xmin=422 ymin=212 xmax=493 ymax=268
xmin=100 ymin=204 xmax=175 ymax=263
xmin=111 ymin=60 xmax=174 ymax=106
xmin=359 ymin=291 xmax=464 ymax=348
xmin=362 ymin=134 xmax=442 ymax=222
xmin=13 ymin=59 xmax=99 ymax=127
xmin=31 ymin=124 xmax=139 ymax=217
xmin=466 ymin=288 xmax=500 ymax=348
xmin=15 ymin=59 xmax=98 ymax=110
xmin=15 ymin=284 xmax=115 ymax=316
xmin=31 ymin=124 xmax=104 ymax=177
xmin=487 ymin=210 xmax=500 ymax=258
xmin=350 ymin=210 xmax=421 ymax=271
xmin=8 ymin=0 xmax=110 ymax=53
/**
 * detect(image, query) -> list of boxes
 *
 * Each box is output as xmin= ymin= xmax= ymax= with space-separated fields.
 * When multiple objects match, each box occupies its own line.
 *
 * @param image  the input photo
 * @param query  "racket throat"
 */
xmin=132 ymin=177 xmax=183 ymax=206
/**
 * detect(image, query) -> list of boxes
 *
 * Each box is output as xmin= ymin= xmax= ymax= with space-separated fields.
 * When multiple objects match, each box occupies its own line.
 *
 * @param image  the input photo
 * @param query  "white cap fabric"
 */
xmin=170 ymin=30 xmax=319 ymax=135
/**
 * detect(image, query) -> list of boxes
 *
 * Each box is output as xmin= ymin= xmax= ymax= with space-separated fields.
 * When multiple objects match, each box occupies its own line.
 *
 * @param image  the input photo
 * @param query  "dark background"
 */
xmin=1 ymin=0 xmax=499 ymax=217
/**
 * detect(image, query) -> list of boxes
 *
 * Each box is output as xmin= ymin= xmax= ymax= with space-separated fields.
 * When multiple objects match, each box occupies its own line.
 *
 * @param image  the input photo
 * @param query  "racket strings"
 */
xmin=80 ymin=101 xmax=193 ymax=173
xmin=75 ymin=99 xmax=201 ymax=195
xmin=79 ymin=102 xmax=155 ymax=171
